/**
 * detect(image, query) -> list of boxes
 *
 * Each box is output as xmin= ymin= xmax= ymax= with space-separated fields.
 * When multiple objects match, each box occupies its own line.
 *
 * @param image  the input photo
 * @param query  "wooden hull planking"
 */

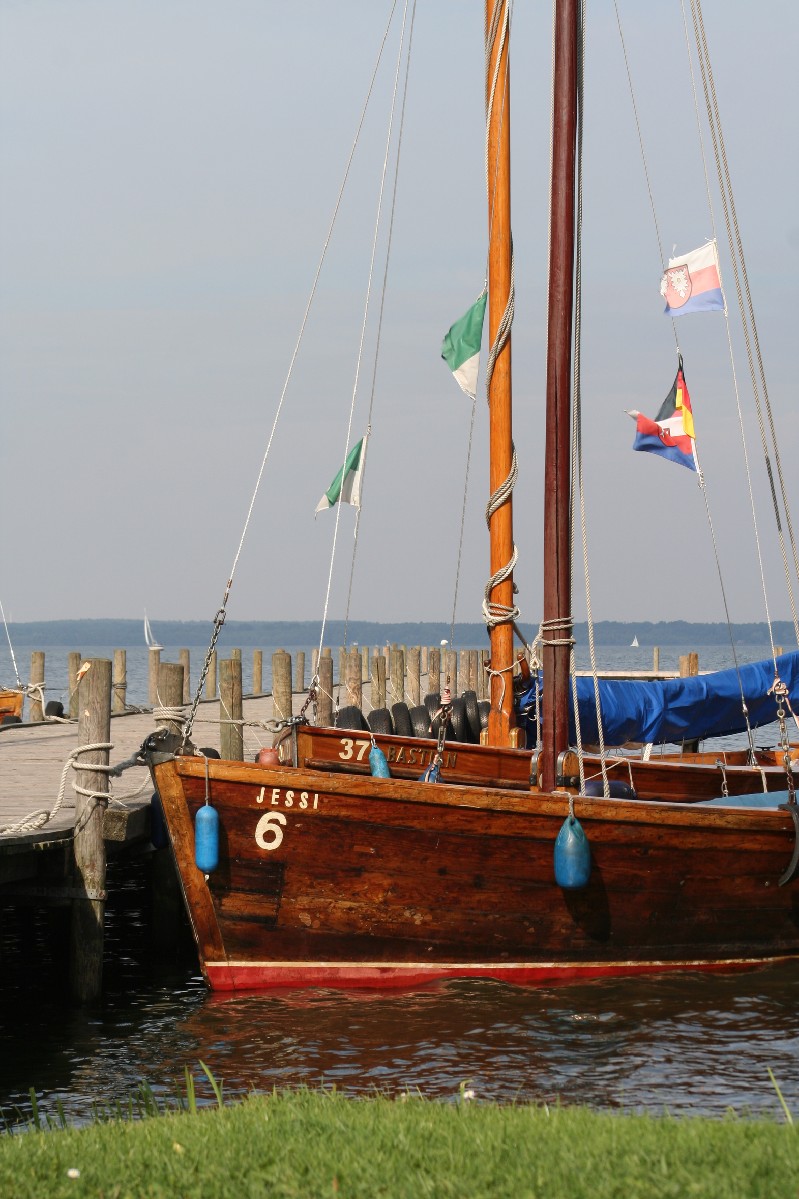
xmin=152 ymin=752 xmax=799 ymax=992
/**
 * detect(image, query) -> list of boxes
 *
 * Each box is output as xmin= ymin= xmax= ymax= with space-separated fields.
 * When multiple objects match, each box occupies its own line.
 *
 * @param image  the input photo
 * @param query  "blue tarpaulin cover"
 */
xmin=517 ymin=650 xmax=799 ymax=746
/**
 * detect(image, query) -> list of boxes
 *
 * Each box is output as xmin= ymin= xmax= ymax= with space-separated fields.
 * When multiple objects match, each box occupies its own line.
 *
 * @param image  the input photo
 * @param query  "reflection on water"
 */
xmin=1 ymin=859 xmax=797 ymax=1125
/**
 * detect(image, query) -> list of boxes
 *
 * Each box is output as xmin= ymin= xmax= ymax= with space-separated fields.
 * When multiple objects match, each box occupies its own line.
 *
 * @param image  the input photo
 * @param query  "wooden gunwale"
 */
xmin=166 ymin=754 xmax=794 ymax=833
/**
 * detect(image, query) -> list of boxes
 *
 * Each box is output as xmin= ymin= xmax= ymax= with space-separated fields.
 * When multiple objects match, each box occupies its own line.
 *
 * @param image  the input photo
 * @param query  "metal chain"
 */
xmin=182 ymin=604 xmax=227 ymax=746
xmin=768 ymin=676 xmax=797 ymax=804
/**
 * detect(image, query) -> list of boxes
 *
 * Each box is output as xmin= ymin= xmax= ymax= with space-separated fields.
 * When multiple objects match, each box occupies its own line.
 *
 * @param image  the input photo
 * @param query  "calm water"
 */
xmin=2 ymin=641 xmax=798 ymax=1125
xmin=2 ymin=857 xmax=798 ymax=1126
xmin=0 ymin=639 xmax=793 ymax=712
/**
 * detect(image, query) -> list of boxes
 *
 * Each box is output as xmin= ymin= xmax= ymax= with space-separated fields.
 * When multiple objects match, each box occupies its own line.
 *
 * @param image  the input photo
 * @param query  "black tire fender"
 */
xmin=462 ymin=691 xmax=481 ymax=742
xmin=367 ymin=707 xmax=394 ymax=736
xmin=409 ymin=705 xmax=432 ymax=738
xmin=335 ymin=705 xmax=368 ymax=731
xmin=391 ymin=702 xmax=413 ymax=737
xmin=448 ymin=697 xmax=470 ymax=743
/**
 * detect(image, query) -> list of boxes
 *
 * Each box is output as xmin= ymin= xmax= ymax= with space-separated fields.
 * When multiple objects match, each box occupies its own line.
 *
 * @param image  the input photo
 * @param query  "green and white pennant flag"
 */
xmin=315 ymin=434 xmax=368 ymax=514
xmin=440 ymin=290 xmax=487 ymax=399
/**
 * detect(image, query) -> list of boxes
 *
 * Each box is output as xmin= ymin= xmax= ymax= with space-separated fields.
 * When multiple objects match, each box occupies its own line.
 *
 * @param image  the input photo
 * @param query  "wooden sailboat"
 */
xmin=147 ymin=0 xmax=799 ymax=992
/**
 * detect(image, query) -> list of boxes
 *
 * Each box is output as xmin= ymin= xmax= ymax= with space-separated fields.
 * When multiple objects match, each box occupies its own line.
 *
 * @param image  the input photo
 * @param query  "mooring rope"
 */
xmin=0 ymin=741 xmax=148 ymax=838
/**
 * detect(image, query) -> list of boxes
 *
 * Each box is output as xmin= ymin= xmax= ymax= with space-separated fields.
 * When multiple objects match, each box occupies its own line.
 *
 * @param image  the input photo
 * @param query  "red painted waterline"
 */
xmin=204 ymin=955 xmax=798 ymax=993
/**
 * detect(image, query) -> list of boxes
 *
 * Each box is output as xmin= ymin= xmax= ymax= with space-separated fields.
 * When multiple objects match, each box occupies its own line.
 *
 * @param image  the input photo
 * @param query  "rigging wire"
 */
xmin=687 ymin=0 xmax=799 ymax=652
xmin=340 ymin=0 xmax=419 ymax=673
xmin=182 ymin=1 xmax=400 ymax=743
xmin=570 ymin=0 xmax=611 ymax=796
xmin=449 ymin=391 xmax=479 ymax=649
xmin=610 ymin=0 xmax=760 ymax=756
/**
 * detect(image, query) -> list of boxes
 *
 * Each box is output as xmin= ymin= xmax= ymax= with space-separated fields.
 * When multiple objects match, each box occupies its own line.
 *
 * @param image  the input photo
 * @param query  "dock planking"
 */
xmin=0 ymin=695 xmax=282 ymax=879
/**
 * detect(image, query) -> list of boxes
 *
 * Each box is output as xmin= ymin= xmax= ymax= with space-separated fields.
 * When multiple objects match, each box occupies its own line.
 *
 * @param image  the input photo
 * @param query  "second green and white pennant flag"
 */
xmin=440 ymin=290 xmax=487 ymax=399
xmin=315 ymin=434 xmax=368 ymax=514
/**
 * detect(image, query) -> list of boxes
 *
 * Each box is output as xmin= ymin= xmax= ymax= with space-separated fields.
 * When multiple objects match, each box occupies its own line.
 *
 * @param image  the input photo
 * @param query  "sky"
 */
xmin=1 ymin=0 xmax=797 ymax=631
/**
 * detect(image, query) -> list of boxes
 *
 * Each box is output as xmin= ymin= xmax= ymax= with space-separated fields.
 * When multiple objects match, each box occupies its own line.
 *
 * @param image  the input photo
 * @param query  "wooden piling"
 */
xmin=444 ymin=649 xmax=458 ymax=695
xmin=295 ymin=651 xmax=306 ymax=693
xmin=653 ymin=647 xmax=660 ymax=672
xmin=480 ymin=650 xmax=490 ymax=700
xmin=272 ymin=650 xmax=293 ymax=724
xmin=372 ymin=654 xmax=386 ymax=709
xmin=149 ymin=664 xmax=186 ymax=949
xmin=70 ymin=657 xmax=111 ymax=1004
xmin=29 ymin=651 xmax=45 ymax=722
xmin=112 ymin=649 xmax=126 ymax=714
xmin=468 ymin=649 xmax=479 ymax=695
xmin=155 ymin=662 xmax=185 ymax=738
xmin=679 ymin=652 xmax=699 ymax=677
xmin=390 ymin=648 xmax=405 ymax=706
xmin=317 ymin=654 xmax=334 ymax=726
xmin=148 ymin=647 xmax=161 ymax=707
xmin=428 ymin=647 xmax=441 ymax=698
xmin=311 ymin=647 xmax=320 ymax=682
xmin=205 ymin=650 xmax=217 ymax=699
xmin=220 ymin=658 xmax=244 ymax=761
xmin=407 ymin=646 xmax=421 ymax=706
xmin=178 ymin=649 xmax=190 ymax=703
xmin=345 ymin=649 xmax=362 ymax=709
xmin=68 ymin=651 xmax=82 ymax=720
xmin=253 ymin=650 xmax=263 ymax=695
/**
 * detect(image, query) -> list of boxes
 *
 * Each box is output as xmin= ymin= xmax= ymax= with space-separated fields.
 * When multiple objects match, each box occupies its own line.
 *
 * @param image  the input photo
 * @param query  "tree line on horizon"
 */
xmin=4 ymin=618 xmax=796 ymax=648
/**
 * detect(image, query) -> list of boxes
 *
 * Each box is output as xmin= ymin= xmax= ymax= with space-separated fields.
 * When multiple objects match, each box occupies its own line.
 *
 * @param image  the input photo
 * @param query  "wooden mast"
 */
xmin=485 ymin=0 xmax=515 ymax=748
xmin=541 ymin=0 xmax=577 ymax=793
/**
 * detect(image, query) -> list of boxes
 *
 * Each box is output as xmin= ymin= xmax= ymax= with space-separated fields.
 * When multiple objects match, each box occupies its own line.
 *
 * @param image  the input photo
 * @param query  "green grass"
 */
xmin=0 ymin=1086 xmax=797 ymax=1199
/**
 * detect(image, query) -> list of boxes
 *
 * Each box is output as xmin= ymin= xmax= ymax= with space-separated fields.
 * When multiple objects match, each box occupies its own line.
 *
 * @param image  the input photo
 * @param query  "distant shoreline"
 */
xmin=2 ymin=618 xmax=796 ymax=648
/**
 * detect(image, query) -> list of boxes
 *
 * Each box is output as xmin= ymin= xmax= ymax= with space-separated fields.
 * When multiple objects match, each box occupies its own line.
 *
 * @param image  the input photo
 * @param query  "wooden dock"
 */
xmin=0 ymin=694 xmax=283 ymax=884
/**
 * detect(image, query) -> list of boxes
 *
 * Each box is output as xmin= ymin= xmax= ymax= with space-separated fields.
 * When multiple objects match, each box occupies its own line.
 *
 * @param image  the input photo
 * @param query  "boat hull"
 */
xmin=0 ymin=690 xmax=24 ymax=722
xmin=295 ymin=723 xmax=796 ymax=803
xmin=151 ymin=752 xmax=799 ymax=992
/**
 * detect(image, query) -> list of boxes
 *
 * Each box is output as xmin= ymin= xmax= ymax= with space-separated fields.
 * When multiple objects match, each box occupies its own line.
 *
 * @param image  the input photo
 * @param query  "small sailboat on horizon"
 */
xmin=631 ymin=635 xmax=639 ymax=647
xmin=143 ymin=611 xmax=162 ymax=651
